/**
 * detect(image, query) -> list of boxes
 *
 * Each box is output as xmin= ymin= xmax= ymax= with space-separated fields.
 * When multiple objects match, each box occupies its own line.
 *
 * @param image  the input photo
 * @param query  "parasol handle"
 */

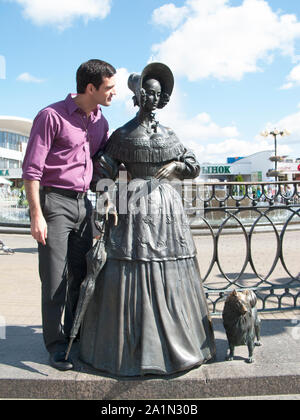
xmin=65 ymin=338 xmax=75 ymax=361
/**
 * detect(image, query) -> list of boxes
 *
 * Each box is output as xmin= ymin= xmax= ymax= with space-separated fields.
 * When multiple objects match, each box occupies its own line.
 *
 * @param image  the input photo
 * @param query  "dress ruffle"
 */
xmin=105 ymin=127 xmax=186 ymax=163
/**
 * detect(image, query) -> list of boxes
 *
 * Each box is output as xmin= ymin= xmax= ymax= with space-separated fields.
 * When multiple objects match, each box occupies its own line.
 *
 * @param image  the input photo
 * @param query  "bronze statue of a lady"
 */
xmin=79 ymin=63 xmax=216 ymax=376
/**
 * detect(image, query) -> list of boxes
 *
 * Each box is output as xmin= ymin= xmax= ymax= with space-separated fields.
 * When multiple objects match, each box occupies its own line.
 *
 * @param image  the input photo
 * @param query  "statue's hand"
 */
xmin=106 ymin=200 xmax=118 ymax=226
xmin=155 ymin=162 xmax=181 ymax=180
xmin=99 ymin=191 xmax=118 ymax=226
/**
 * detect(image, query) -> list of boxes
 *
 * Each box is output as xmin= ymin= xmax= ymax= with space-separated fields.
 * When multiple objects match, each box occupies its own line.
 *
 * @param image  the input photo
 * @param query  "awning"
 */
xmin=0 ymin=176 xmax=13 ymax=185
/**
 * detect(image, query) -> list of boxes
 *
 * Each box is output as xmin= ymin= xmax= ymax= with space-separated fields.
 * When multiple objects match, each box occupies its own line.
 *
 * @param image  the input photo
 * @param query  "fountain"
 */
xmin=0 ymin=186 xmax=30 ymax=226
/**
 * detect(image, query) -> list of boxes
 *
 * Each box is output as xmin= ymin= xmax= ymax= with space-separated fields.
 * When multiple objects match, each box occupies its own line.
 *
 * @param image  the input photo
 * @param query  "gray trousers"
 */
xmin=38 ymin=190 xmax=93 ymax=354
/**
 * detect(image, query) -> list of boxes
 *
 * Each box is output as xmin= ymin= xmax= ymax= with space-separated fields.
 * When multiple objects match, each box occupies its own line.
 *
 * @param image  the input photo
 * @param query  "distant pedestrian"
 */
xmin=257 ymin=187 xmax=262 ymax=199
xmin=0 ymin=239 xmax=14 ymax=254
xmin=22 ymin=59 xmax=116 ymax=371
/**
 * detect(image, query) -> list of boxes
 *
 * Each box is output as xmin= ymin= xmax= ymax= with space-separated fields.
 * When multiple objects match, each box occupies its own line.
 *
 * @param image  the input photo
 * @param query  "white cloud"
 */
xmin=268 ymin=111 xmax=300 ymax=145
xmin=151 ymin=0 xmax=300 ymax=81
xmin=17 ymin=72 xmax=44 ymax=83
xmin=11 ymin=0 xmax=112 ymax=30
xmin=280 ymin=64 xmax=300 ymax=89
xmin=159 ymin=85 xmax=238 ymax=138
xmin=156 ymin=85 xmax=297 ymax=162
xmin=201 ymin=135 xmax=293 ymax=163
xmin=191 ymin=137 xmax=281 ymax=163
xmin=151 ymin=3 xmax=189 ymax=29
xmin=163 ymin=109 xmax=239 ymax=143
xmin=113 ymin=67 xmax=138 ymax=116
xmin=114 ymin=68 xmax=131 ymax=102
xmin=154 ymin=86 xmax=245 ymax=162
xmin=255 ymin=107 xmax=300 ymax=157
xmin=206 ymin=138 xmax=270 ymax=160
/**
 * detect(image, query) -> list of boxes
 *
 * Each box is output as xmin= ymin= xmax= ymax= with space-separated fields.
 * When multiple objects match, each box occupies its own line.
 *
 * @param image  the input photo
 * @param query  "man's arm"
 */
xmin=22 ymin=110 xmax=58 ymax=245
xmin=24 ymin=179 xmax=47 ymax=245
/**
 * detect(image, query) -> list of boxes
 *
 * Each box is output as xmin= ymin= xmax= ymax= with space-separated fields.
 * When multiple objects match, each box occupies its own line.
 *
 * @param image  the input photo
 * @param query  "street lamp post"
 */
xmin=260 ymin=129 xmax=290 ymax=181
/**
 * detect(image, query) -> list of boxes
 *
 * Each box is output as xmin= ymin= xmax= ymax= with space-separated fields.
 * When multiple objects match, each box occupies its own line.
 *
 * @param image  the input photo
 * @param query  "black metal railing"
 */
xmin=1 ymin=180 xmax=300 ymax=314
xmin=184 ymin=181 xmax=300 ymax=314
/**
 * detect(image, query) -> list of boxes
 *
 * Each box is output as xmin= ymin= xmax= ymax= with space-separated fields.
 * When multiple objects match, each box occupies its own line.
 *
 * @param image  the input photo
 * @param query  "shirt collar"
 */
xmin=65 ymin=93 xmax=101 ymax=118
xmin=65 ymin=94 xmax=79 ymax=115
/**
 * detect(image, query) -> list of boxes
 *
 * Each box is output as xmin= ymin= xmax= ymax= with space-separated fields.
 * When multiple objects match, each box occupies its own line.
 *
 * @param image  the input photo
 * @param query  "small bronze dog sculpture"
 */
xmin=222 ymin=290 xmax=261 ymax=363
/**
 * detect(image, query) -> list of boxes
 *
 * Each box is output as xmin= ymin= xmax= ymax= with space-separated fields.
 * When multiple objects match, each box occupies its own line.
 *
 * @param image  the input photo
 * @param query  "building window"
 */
xmin=0 ymin=131 xmax=28 ymax=151
xmin=0 ymin=157 xmax=20 ymax=169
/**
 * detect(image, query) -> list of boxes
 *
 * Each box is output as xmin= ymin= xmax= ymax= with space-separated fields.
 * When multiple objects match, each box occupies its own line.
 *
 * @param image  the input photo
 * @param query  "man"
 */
xmin=22 ymin=59 xmax=116 ymax=371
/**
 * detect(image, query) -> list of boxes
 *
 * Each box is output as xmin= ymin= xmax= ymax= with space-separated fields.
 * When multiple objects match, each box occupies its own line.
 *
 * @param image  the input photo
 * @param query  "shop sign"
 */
xmin=201 ymin=165 xmax=231 ymax=175
xmin=0 ymin=169 xmax=9 ymax=176
xmin=278 ymin=162 xmax=300 ymax=173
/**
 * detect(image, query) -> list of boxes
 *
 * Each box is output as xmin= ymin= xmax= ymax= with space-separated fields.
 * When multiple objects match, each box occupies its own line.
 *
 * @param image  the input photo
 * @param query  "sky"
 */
xmin=1 ymin=0 xmax=300 ymax=163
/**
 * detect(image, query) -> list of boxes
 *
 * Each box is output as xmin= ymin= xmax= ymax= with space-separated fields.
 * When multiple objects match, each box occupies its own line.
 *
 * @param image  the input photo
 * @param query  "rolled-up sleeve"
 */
xmin=22 ymin=110 xmax=58 ymax=181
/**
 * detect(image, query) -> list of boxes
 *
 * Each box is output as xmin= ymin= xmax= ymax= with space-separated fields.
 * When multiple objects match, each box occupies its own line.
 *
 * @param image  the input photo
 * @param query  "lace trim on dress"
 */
xmin=105 ymin=130 xmax=186 ymax=163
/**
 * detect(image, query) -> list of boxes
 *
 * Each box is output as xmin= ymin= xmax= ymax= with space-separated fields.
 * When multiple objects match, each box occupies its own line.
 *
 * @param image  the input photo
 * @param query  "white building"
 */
xmin=199 ymin=150 xmax=300 ymax=182
xmin=0 ymin=116 xmax=32 ymax=186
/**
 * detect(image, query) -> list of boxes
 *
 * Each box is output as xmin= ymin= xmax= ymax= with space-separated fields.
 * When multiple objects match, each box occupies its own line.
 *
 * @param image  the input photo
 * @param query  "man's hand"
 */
xmin=31 ymin=214 xmax=48 ymax=246
xmin=23 ymin=179 xmax=48 ymax=245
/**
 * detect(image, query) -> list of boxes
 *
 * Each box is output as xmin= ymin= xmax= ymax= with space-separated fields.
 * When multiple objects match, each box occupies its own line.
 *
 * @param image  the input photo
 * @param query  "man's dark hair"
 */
xmin=76 ymin=59 xmax=116 ymax=94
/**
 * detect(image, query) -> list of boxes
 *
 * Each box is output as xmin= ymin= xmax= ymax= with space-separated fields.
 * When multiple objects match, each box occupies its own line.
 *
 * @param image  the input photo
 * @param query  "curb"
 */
xmin=1 ymin=318 xmax=300 ymax=400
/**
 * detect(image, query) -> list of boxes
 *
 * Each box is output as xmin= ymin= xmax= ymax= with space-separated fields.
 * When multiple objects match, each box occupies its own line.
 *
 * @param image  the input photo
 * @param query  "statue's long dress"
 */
xmin=80 ymin=122 xmax=216 ymax=376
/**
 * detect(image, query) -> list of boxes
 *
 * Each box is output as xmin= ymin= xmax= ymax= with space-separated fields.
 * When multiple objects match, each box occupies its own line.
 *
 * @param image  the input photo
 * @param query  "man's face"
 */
xmin=93 ymin=75 xmax=116 ymax=107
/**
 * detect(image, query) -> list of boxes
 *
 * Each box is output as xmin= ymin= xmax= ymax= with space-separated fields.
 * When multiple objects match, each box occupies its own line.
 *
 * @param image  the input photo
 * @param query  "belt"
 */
xmin=42 ymin=186 xmax=87 ymax=199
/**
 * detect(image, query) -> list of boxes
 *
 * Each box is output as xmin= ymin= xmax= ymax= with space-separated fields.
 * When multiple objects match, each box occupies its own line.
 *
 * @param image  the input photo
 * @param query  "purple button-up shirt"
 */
xmin=22 ymin=94 xmax=109 ymax=192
